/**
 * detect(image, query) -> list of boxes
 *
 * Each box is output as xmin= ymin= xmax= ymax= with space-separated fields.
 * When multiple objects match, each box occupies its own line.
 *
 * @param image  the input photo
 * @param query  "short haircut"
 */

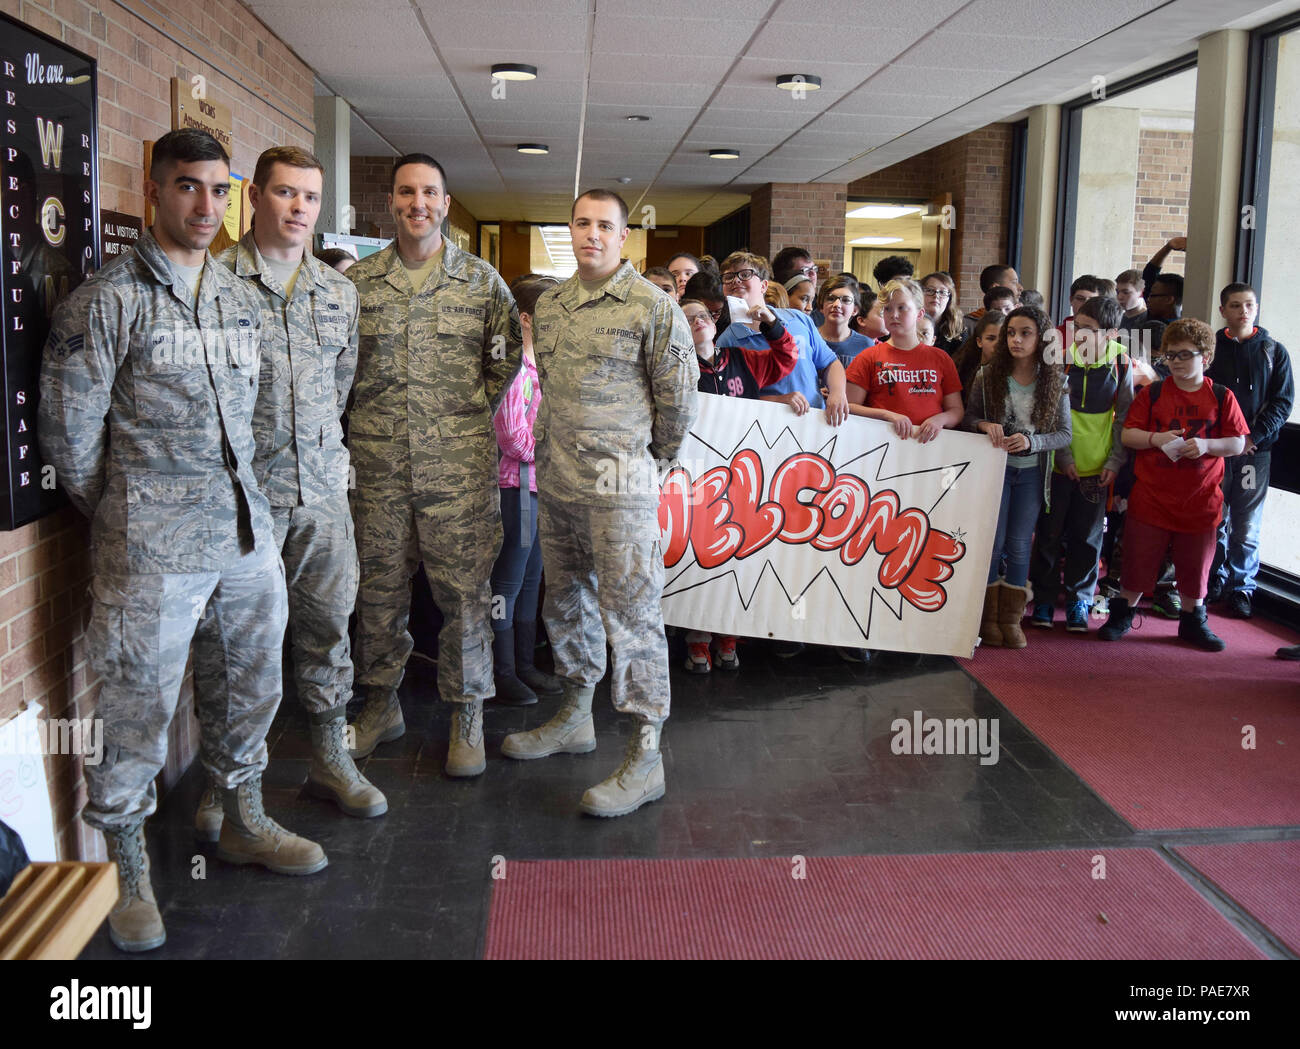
xmin=392 ymin=153 xmax=447 ymax=191
xmin=979 ymin=264 xmax=1015 ymax=293
xmin=572 ymin=188 xmax=628 ymax=226
xmin=1096 ymin=278 xmax=1116 ymax=297
xmin=1019 ymin=288 xmax=1045 ymax=310
xmin=253 ymin=146 xmax=323 ymax=189
xmin=1219 ymin=281 xmax=1257 ymax=306
xmin=1161 ymin=317 xmax=1215 ymax=363
xmin=772 ymin=246 xmax=812 ymax=284
xmin=1116 ymin=269 xmax=1144 ymax=290
xmin=1077 ymin=295 xmax=1124 ymax=330
xmin=682 ymin=271 xmax=724 ymax=303
xmin=984 ymin=285 xmax=1016 ymax=309
xmin=510 ymin=272 xmax=562 ymax=315
xmin=821 ymin=274 xmax=861 ymax=311
xmin=644 ymin=265 xmax=675 ymax=283
xmin=1070 ymin=274 xmax=1106 ymax=297
xmin=873 ymin=254 xmax=915 ymax=286
xmin=878 ymin=276 xmax=924 ymax=312
xmin=720 ymin=250 xmax=771 ymax=281
xmin=1151 ymin=273 xmax=1184 ymax=303
xmin=150 ymin=128 xmax=228 ymax=180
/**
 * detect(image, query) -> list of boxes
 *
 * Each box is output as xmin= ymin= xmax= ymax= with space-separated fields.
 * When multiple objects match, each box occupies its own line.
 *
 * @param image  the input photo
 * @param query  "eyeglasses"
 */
xmin=825 ymin=294 xmax=856 ymax=306
xmin=721 ymin=269 xmax=758 ymax=285
xmin=1157 ymin=350 xmax=1201 ymax=362
xmin=923 ymin=286 xmax=950 ymax=298
xmin=799 ymin=264 xmax=818 ymax=276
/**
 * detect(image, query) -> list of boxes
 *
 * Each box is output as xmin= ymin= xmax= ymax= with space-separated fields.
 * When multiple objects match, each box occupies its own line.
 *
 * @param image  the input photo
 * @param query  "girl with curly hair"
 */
xmin=964 ymin=306 xmax=1072 ymax=649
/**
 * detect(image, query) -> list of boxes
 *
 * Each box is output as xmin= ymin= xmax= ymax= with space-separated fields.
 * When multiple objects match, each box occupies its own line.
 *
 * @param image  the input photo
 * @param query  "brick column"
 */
xmin=749 ymin=183 xmax=846 ymax=277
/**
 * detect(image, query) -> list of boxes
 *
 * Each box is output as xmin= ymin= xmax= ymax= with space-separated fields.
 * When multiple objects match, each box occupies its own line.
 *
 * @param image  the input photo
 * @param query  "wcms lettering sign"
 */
xmin=657 ymin=397 xmax=1005 ymax=658
xmin=0 ymin=13 xmax=98 ymax=530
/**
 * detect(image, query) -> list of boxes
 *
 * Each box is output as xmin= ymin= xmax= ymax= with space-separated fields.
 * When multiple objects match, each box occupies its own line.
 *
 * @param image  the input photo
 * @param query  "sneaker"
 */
xmin=837 ymin=647 xmax=872 ymax=663
xmin=772 ymin=640 xmax=805 ymax=658
xmin=1276 ymin=644 xmax=1300 ymax=661
xmin=1099 ymin=597 xmax=1137 ymax=641
xmin=1030 ymin=602 xmax=1054 ymax=628
xmin=684 ymin=641 xmax=712 ymax=674
xmin=1206 ymin=576 xmax=1225 ymax=603
xmin=1151 ymin=589 xmax=1181 ymax=619
xmin=715 ymin=636 xmax=740 ymax=671
xmin=1227 ymin=590 xmax=1253 ymax=619
xmin=1178 ymin=605 xmax=1226 ymax=652
xmin=1066 ymin=598 xmax=1090 ymax=633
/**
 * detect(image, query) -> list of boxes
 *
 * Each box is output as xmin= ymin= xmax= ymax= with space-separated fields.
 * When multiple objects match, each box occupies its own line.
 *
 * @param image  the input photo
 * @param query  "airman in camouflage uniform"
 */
xmin=346 ymin=154 xmax=521 ymax=777
xmin=37 ymin=130 xmax=324 ymax=954
xmin=201 ymin=146 xmax=383 ymax=832
xmin=502 ymin=190 xmax=698 ymax=817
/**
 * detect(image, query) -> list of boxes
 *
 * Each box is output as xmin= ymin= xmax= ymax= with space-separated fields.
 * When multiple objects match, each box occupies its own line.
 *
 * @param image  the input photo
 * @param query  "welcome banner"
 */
xmin=658 ymin=396 xmax=1006 ymax=658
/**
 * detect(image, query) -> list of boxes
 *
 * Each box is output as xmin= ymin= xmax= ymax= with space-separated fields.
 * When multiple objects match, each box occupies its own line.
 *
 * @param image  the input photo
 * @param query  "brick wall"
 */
xmin=849 ymin=124 xmax=1016 ymax=312
xmin=349 ymin=156 xmax=478 ymax=243
xmin=749 ymin=182 xmax=847 ymax=280
xmin=1132 ymin=128 xmax=1191 ymax=275
xmin=0 ymin=0 xmax=314 ymax=860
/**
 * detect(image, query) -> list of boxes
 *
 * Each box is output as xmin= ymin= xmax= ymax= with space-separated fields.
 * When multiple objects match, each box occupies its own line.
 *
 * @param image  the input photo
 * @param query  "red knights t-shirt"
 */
xmin=1124 ymin=378 xmax=1249 ymax=533
xmin=844 ymin=341 xmax=962 ymax=425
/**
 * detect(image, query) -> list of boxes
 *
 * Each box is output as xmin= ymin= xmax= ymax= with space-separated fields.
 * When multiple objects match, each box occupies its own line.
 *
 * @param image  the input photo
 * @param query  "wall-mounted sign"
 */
xmin=100 ymin=209 xmax=141 ymax=260
xmin=0 ymin=13 xmax=98 ymax=530
xmin=170 ymin=77 xmax=232 ymax=151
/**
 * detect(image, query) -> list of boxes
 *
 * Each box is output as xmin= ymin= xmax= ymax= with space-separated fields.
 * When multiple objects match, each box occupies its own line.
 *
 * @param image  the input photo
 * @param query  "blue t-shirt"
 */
xmin=717 ymin=308 xmax=837 ymax=409
xmin=822 ymin=331 xmax=875 ymax=370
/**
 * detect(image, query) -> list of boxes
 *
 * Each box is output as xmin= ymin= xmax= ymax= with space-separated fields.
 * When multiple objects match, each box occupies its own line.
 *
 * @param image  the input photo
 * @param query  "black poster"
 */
xmin=0 ymin=13 xmax=98 ymax=530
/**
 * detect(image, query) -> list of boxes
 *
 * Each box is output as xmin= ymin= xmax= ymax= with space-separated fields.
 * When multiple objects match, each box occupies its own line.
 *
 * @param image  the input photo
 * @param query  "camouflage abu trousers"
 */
xmin=538 ymin=497 xmax=670 ymax=722
xmin=351 ymin=447 xmax=501 ymax=704
xmin=270 ymin=499 xmax=359 ymax=719
xmin=82 ymin=541 xmax=288 ymax=832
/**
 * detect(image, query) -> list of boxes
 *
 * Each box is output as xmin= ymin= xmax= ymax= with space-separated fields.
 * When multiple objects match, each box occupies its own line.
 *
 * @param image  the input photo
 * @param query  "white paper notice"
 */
xmin=725 ymin=295 xmax=755 ymax=324
xmin=0 ymin=704 xmax=58 ymax=861
xmin=1161 ymin=437 xmax=1188 ymax=461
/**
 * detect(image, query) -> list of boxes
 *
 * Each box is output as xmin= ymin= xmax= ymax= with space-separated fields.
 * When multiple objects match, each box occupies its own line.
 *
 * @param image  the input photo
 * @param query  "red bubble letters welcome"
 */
xmin=657 ymin=449 xmax=965 ymax=612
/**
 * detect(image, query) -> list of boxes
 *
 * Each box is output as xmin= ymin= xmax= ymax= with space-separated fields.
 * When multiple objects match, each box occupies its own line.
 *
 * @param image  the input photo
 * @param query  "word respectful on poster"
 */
xmin=657 ymin=396 xmax=1005 ymax=658
xmin=0 ymin=14 xmax=97 ymax=530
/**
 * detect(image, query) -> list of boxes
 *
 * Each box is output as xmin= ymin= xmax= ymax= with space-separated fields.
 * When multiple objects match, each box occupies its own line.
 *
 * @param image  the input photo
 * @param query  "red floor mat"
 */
xmin=483 ymin=850 xmax=1264 ymax=959
xmin=1176 ymin=840 xmax=1300 ymax=955
xmin=960 ymin=614 xmax=1300 ymax=830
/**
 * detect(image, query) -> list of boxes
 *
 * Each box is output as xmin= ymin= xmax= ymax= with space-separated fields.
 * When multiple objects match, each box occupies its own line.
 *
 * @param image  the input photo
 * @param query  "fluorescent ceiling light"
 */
xmin=846 ymin=205 xmax=923 ymax=220
xmin=850 ymin=236 xmax=904 ymax=246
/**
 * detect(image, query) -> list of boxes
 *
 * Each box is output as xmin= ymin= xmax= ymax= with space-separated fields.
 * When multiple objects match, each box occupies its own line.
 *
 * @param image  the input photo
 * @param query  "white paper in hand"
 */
xmin=1160 ymin=437 xmax=1188 ymax=461
xmin=726 ymin=295 xmax=756 ymax=324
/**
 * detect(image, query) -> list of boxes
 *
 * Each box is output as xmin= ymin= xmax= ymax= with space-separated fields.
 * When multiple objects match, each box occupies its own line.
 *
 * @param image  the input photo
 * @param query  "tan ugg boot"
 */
xmin=217 ymin=774 xmax=328 ymax=875
xmin=998 ymin=582 xmax=1031 ymax=649
xmin=501 ymin=685 xmax=596 ymax=760
xmin=980 ymin=583 xmax=1003 ymax=648
xmin=103 ymin=823 xmax=166 ymax=952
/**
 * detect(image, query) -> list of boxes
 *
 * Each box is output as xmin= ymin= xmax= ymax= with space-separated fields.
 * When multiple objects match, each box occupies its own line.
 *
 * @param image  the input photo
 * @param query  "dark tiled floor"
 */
xmin=81 ymin=639 xmax=1250 ymax=959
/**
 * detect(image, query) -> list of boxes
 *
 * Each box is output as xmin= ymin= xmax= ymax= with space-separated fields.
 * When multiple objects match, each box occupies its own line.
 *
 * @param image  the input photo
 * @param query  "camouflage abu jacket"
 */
xmin=37 ymin=228 xmax=271 ymax=573
xmin=216 ymin=232 xmax=358 ymax=507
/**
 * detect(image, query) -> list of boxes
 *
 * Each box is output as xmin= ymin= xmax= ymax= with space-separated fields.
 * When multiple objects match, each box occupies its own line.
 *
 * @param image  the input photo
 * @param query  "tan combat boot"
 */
xmin=194 ymin=777 xmax=223 ymax=842
xmin=307 ymin=712 xmax=388 ymax=818
xmin=579 ymin=720 xmax=665 ymax=817
xmin=446 ymin=700 xmax=486 ymax=777
xmin=216 ymin=774 xmax=328 ymax=875
xmin=347 ymin=690 xmax=405 ymax=759
xmin=103 ymin=823 xmax=166 ymax=952
xmin=501 ymin=684 xmax=596 ymax=760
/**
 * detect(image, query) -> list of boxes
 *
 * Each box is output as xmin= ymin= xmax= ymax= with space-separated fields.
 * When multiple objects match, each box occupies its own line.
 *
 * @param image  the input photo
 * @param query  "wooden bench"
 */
xmin=0 ymin=862 xmax=118 ymax=960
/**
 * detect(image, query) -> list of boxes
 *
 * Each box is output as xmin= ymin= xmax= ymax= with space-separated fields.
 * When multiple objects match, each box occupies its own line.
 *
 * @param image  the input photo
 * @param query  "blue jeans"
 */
xmin=490 ymin=486 xmax=542 ymax=631
xmin=1211 ymin=450 xmax=1269 ymax=595
xmin=987 ymin=461 xmax=1044 ymax=587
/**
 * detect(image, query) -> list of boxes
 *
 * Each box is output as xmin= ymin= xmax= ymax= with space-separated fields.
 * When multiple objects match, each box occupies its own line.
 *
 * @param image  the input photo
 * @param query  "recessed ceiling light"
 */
xmin=846 ymin=204 xmax=924 ymax=220
xmin=626 ymin=114 xmax=651 ymax=122
xmin=516 ymin=143 xmax=549 ymax=155
xmin=616 ymin=176 xmax=632 ymax=184
xmin=709 ymin=148 xmax=740 ymax=160
xmin=850 ymin=236 xmax=904 ymax=246
xmin=776 ymin=74 xmax=822 ymax=91
xmin=492 ymin=63 xmax=538 ymax=81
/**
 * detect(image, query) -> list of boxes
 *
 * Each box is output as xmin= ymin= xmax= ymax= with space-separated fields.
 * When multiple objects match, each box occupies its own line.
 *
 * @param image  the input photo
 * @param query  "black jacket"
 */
xmin=1206 ymin=326 xmax=1294 ymax=450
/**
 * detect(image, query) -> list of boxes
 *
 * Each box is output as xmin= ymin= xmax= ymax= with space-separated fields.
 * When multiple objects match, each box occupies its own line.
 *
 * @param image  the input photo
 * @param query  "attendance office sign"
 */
xmin=0 ymin=14 xmax=98 ymax=530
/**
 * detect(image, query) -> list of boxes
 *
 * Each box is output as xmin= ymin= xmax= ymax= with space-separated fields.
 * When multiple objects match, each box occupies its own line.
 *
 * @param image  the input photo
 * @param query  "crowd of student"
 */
xmin=619 ymin=239 xmax=1296 ymax=676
